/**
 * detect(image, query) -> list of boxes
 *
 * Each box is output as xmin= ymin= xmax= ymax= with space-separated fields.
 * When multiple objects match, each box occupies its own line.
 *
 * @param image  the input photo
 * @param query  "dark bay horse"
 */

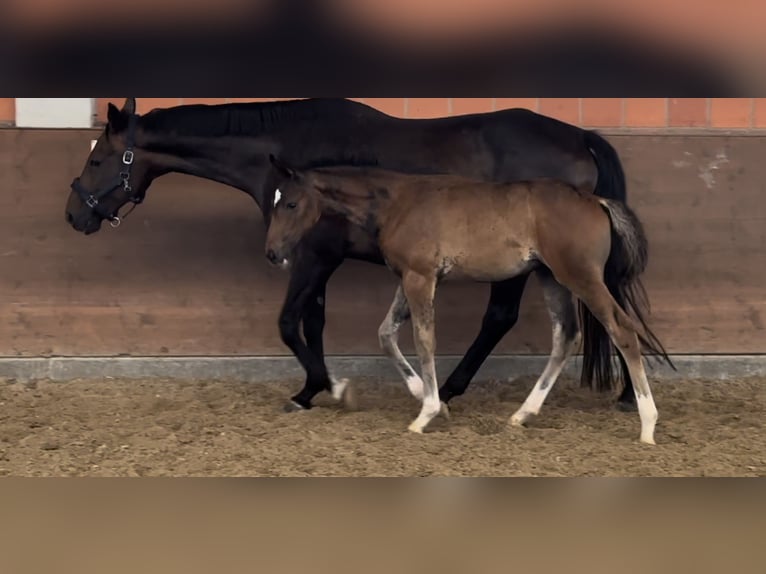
xmin=65 ymin=97 xmax=637 ymax=412
xmin=264 ymin=162 xmax=673 ymax=444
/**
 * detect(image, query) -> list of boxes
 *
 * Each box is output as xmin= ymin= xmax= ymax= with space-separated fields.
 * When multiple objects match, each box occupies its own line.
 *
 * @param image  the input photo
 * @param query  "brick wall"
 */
xmin=0 ymin=99 xmax=14 ymax=126
xmin=2 ymin=98 xmax=766 ymax=129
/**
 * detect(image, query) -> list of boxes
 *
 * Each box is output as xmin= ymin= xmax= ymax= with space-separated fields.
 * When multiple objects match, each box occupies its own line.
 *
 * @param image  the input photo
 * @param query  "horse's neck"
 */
xmin=140 ymin=134 xmax=272 ymax=205
xmin=138 ymin=109 xmax=375 ymax=209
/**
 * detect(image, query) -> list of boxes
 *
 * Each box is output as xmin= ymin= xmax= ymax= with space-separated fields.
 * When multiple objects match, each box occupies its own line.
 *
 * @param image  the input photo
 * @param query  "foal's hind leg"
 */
xmin=378 ymin=284 xmax=422 ymax=400
xmin=510 ymin=272 xmax=581 ymax=427
xmin=577 ymin=282 xmax=658 ymax=445
xmin=401 ymin=272 xmax=443 ymax=433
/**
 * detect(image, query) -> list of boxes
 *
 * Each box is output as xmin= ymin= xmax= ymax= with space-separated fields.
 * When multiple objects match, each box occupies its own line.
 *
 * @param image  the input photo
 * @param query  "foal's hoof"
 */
xmin=509 ymin=410 xmax=534 ymax=427
xmin=283 ymin=400 xmax=309 ymax=413
xmin=439 ymin=402 xmax=451 ymax=421
xmin=340 ymin=381 xmax=359 ymax=412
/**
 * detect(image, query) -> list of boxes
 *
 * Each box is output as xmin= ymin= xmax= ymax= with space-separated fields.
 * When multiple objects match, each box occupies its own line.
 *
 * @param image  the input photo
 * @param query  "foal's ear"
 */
xmin=107 ymin=103 xmax=130 ymax=133
xmin=269 ymin=154 xmax=300 ymax=180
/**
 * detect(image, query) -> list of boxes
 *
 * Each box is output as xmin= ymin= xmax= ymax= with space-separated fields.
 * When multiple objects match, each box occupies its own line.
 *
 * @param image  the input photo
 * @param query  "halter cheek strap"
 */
xmin=70 ymin=113 xmax=144 ymax=227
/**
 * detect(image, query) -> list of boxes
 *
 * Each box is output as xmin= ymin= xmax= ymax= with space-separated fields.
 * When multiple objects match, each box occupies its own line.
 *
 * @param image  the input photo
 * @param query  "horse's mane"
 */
xmin=137 ymin=98 xmax=382 ymax=138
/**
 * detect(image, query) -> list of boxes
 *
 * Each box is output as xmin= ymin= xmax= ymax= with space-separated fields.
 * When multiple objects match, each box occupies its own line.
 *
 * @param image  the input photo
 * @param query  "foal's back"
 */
xmin=359 ymin=171 xmax=611 ymax=281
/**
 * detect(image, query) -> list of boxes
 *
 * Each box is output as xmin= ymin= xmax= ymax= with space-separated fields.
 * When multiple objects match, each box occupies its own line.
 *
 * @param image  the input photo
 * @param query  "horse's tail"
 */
xmin=584 ymin=130 xmax=627 ymax=202
xmin=579 ymin=199 xmax=675 ymax=393
xmin=581 ymin=128 xmax=640 ymax=394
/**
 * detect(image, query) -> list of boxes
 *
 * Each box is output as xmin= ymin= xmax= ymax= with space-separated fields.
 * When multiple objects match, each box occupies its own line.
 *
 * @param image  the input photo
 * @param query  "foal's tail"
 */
xmin=579 ymin=199 xmax=675 ymax=393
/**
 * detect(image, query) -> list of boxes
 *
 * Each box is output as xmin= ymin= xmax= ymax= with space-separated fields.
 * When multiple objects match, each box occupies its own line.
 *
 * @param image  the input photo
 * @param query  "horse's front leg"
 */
xmin=299 ymin=262 xmax=355 ymax=407
xmin=279 ymin=251 xmax=344 ymax=411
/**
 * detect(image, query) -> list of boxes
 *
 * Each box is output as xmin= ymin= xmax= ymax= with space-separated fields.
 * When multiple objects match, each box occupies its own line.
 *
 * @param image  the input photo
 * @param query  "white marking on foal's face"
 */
xmin=90 ymin=140 xmax=97 ymax=151
xmin=274 ymin=188 xmax=282 ymax=207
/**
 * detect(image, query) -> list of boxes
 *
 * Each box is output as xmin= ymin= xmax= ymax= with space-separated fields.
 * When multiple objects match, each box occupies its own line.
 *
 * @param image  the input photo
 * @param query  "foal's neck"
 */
xmin=316 ymin=173 xmax=393 ymax=232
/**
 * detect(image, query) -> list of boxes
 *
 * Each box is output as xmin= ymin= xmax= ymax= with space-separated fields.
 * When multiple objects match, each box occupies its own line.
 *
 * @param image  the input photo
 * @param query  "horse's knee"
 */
xmin=279 ymin=313 xmax=301 ymax=348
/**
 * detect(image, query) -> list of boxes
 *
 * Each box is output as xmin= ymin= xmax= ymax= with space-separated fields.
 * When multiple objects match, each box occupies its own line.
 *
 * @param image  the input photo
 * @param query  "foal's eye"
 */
xmin=286 ymin=202 xmax=297 ymax=210
xmin=89 ymin=160 xmax=101 ymax=167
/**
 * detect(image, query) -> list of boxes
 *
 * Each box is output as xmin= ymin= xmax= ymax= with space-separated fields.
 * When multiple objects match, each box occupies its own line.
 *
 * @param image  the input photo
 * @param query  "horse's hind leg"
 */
xmin=440 ymin=274 xmax=531 ymax=403
xmin=510 ymin=271 xmax=581 ymax=427
xmin=401 ymin=271 xmax=443 ymax=433
xmin=378 ymin=284 xmax=422 ymax=400
xmin=576 ymin=281 xmax=658 ymax=445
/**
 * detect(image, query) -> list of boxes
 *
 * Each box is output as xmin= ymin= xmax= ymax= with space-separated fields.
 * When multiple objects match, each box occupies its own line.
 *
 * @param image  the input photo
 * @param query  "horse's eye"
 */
xmin=286 ymin=202 xmax=297 ymax=210
xmin=89 ymin=160 xmax=101 ymax=167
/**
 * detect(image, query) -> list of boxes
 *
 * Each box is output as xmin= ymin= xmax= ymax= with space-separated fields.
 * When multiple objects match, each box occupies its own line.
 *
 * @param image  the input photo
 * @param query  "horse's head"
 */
xmin=65 ymin=98 xmax=154 ymax=235
xmin=264 ymin=155 xmax=322 ymax=270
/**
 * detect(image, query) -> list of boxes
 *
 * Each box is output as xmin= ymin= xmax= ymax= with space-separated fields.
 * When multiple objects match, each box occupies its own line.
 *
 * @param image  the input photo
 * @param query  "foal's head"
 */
xmin=65 ymin=98 xmax=154 ymax=235
xmin=264 ymin=156 xmax=323 ymax=269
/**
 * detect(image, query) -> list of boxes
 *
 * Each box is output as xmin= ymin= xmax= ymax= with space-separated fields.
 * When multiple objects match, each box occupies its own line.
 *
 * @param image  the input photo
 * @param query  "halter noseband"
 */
xmin=70 ymin=113 xmax=144 ymax=228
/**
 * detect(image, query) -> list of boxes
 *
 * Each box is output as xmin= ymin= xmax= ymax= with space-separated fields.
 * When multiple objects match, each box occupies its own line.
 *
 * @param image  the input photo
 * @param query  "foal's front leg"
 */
xmin=401 ymin=272 xmax=443 ymax=433
xmin=378 ymin=284 xmax=422 ymax=400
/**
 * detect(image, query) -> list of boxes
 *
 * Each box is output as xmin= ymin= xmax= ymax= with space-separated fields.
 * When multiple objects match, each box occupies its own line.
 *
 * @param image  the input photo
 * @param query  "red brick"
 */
xmin=581 ymin=98 xmax=623 ymax=127
xmin=0 ymin=98 xmax=15 ymax=124
xmin=361 ymin=98 xmax=406 ymax=117
xmin=538 ymin=98 xmax=580 ymax=124
xmin=406 ymin=98 xmax=450 ymax=118
xmin=710 ymin=98 xmax=752 ymax=128
xmin=180 ymin=98 xmax=227 ymax=106
xmin=623 ymin=98 xmax=667 ymax=127
xmin=495 ymin=98 xmax=539 ymax=112
xmin=451 ymin=98 xmax=494 ymax=115
xmin=669 ymin=98 xmax=708 ymax=127
xmin=226 ymin=98 xmax=301 ymax=103
xmin=136 ymin=98 xmax=182 ymax=114
xmin=755 ymin=99 xmax=766 ymax=128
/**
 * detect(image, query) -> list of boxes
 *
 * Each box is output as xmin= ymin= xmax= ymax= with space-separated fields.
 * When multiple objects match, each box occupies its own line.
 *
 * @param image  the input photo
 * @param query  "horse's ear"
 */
xmin=107 ymin=103 xmax=129 ymax=133
xmin=122 ymin=98 xmax=136 ymax=115
xmin=269 ymin=154 xmax=299 ymax=180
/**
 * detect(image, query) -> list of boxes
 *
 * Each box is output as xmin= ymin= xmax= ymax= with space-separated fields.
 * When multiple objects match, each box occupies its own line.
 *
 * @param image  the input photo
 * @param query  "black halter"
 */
xmin=70 ymin=113 xmax=145 ymax=228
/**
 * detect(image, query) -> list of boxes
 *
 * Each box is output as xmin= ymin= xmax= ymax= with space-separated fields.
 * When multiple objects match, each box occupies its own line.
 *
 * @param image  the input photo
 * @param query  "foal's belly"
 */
xmin=442 ymin=249 xmax=538 ymax=282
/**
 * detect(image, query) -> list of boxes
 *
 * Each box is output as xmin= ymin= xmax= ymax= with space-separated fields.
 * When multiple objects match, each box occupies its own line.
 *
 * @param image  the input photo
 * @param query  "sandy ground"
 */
xmin=0 ymin=375 xmax=763 ymax=477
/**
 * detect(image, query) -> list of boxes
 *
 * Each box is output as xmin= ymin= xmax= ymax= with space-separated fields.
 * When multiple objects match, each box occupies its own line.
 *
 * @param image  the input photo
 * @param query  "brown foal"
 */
xmin=265 ymin=160 xmax=667 ymax=445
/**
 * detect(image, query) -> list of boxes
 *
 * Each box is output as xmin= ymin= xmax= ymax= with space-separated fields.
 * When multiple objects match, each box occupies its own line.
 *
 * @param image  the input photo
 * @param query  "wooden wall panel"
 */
xmin=0 ymin=129 xmax=763 ymax=357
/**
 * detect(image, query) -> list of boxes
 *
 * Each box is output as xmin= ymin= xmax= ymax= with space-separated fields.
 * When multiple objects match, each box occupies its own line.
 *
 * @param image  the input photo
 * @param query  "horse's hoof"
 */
xmin=341 ymin=381 xmax=359 ymax=411
xmin=616 ymin=400 xmax=638 ymax=413
xmin=439 ymin=402 xmax=451 ymax=421
xmin=283 ymin=400 xmax=308 ymax=413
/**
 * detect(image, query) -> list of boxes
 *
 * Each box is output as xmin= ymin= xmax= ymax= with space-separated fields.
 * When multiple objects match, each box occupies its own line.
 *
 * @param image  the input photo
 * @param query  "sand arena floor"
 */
xmin=0 ymin=375 xmax=763 ymax=477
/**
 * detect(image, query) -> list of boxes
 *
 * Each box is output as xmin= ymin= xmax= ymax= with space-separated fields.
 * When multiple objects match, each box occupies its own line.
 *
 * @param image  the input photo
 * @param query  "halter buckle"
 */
xmin=122 ymin=150 xmax=134 ymax=165
xmin=86 ymin=195 xmax=99 ymax=208
xmin=109 ymin=216 xmax=122 ymax=228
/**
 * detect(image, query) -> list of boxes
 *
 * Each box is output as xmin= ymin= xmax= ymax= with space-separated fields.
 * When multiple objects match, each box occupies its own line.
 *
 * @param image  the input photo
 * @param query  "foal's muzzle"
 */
xmin=266 ymin=248 xmax=289 ymax=269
